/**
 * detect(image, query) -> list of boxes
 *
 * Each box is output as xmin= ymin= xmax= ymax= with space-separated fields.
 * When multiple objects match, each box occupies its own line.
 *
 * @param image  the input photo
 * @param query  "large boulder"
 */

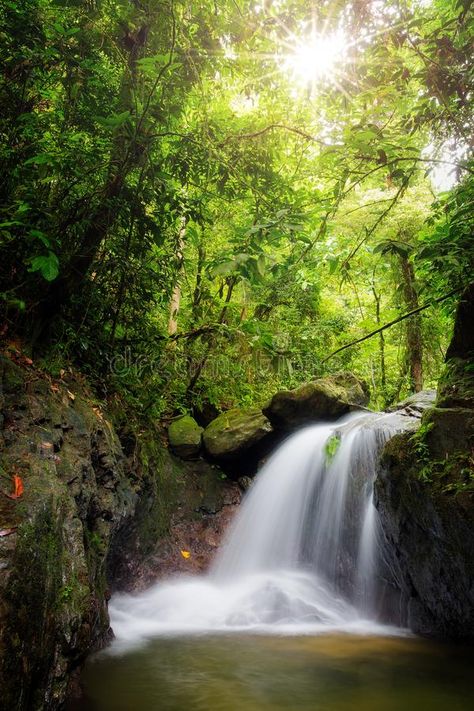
xmin=168 ymin=415 xmax=203 ymax=460
xmin=202 ymin=408 xmax=273 ymax=463
xmin=263 ymin=372 xmax=369 ymax=429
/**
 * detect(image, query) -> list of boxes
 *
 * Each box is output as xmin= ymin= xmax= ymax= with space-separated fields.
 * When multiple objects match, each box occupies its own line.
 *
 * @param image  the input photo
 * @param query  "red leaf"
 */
xmin=13 ymin=475 xmax=24 ymax=498
xmin=3 ymin=475 xmax=24 ymax=500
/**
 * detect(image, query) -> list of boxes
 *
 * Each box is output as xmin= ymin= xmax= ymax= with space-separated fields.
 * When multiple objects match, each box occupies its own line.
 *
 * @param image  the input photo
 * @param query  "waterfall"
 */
xmin=109 ymin=411 xmax=411 ymax=648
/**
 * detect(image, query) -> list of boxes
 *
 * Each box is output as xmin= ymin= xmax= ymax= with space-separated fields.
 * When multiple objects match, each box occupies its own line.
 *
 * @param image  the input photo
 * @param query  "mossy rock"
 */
xmin=423 ymin=406 xmax=474 ymax=460
xmin=437 ymin=358 xmax=474 ymax=409
xmin=203 ymin=408 xmax=272 ymax=461
xmin=168 ymin=415 xmax=203 ymax=460
xmin=263 ymin=372 xmax=369 ymax=429
xmin=376 ymin=430 xmax=474 ymax=639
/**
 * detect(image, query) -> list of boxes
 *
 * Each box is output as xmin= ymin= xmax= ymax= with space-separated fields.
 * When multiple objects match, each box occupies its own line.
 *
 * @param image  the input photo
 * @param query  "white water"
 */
xmin=110 ymin=411 xmax=413 ymax=649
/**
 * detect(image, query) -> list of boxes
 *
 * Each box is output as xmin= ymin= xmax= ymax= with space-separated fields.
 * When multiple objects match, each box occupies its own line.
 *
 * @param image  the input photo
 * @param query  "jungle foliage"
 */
xmin=0 ymin=0 xmax=473 ymax=418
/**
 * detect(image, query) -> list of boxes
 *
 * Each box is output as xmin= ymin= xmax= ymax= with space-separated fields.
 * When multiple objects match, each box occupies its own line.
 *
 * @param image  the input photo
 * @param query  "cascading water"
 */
xmin=110 ymin=411 xmax=413 ymax=649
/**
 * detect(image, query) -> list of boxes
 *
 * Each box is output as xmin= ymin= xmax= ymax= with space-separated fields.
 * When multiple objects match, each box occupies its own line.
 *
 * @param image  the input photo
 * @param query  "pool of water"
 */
xmin=73 ymin=634 xmax=474 ymax=711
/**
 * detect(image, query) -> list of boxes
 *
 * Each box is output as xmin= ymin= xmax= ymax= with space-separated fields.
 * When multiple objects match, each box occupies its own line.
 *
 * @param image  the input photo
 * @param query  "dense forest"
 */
xmin=1 ymin=0 xmax=472 ymax=422
xmin=1 ymin=2 xmax=474 ymax=709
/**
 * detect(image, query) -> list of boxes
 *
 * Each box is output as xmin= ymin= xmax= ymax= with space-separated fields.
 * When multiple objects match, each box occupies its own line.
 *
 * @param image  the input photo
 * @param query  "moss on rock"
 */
xmin=263 ymin=372 xmax=369 ymax=429
xmin=168 ymin=415 xmax=203 ymax=460
xmin=0 ymin=355 xmax=207 ymax=709
xmin=202 ymin=407 xmax=273 ymax=461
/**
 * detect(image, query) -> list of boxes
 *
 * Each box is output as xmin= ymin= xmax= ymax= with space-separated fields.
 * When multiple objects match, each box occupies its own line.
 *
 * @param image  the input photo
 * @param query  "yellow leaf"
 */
xmin=180 ymin=550 xmax=191 ymax=559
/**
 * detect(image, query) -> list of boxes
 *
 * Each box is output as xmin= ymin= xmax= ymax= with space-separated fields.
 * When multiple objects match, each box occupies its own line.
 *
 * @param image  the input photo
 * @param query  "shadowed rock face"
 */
xmin=375 ymin=284 xmax=474 ymax=640
xmin=263 ymin=372 xmax=370 ymax=430
xmin=376 ymin=434 xmax=474 ymax=639
xmin=0 ymin=355 xmax=237 ymax=710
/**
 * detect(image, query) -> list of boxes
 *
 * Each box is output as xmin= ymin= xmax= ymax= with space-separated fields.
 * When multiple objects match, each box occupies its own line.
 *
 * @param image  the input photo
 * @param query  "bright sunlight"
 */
xmin=284 ymin=30 xmax=347 ymax=85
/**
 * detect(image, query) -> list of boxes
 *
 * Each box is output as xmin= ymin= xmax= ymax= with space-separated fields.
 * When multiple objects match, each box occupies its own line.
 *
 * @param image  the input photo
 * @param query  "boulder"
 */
xmin=263 ymin=372 xmax=369 ymax=429
xmin=168 ymin=415 xmax=203 ymax=460
xmin=203 ymin=408 xmax=273 ymax=462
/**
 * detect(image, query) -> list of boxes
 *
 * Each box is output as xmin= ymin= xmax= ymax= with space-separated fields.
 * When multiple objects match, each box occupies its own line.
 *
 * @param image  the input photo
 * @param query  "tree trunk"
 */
xmin=399 ymin=256 xmax=423 ymax=393
xmin=33 ymin=24 xmax=150 ymax=342
xmin=445 ymin=282 xmax=474 ymax=360
xmin=372 ymin=284 xmax=387 ymax=401
xmin=185 ymin=276 xmax=237 ymax=397
xmin=190 ymin=239 xmax=206 ymax=326
xmin=168 ymin=217 xmax=186 ymax=336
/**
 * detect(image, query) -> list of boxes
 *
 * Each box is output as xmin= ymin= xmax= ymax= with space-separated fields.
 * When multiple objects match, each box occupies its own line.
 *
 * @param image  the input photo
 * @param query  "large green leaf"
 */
xmin=29 ymin=252 xmax=59 ymax=281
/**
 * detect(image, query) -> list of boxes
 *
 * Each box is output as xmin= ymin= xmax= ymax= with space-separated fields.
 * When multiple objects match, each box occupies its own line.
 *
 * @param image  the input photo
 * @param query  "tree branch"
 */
xmin=219 ymin=123 xmax=330 ymax=147
xmin=322 ymin=286 xmax=465 ymax=363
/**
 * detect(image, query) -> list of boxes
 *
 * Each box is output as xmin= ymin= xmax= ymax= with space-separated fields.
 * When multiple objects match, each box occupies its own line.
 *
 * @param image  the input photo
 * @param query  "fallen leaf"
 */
xmin=180 ymin=550 xmax=191 ymax=559
xmin=13 ymin=474 xmax=24 ymax=498
xmin=3 ymin=474 xmax=24 ymax=500
xmin=67 ymin=390 xmax=76 ymax=401
xmin=50 ymin=383 xmax=59 ymax=393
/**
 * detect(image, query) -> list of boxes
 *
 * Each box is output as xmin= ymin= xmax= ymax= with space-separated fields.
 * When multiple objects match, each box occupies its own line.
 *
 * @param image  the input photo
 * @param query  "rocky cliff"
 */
xmin=0 ymin=354 xmax=238 ymax=710
xmin=375 ymin=284 xmax=474 ymax=639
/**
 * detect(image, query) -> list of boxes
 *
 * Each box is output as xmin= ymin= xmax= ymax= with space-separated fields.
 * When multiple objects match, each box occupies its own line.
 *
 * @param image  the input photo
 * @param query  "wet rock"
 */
xmin=168 ymin=415 xmax=203 ymax=460
xmin=389 ymin=389 xmax=436 ymax=416
xmin=375 ymin=285 xmax=474 ymax=640
xmin=423 ymin=406 xmax=474 ymax=460
xmin=376 ymin=433 xmax=474 ymax=639
xmin=436 ymin=357 xmax=474 ymax=409
xmin=0 ymin=355 xmax=236 ymax=709
xmin=238 ymin=475 xmax=253 ymax=492
xmin=203 ymin=408 xmax=273 ymax=462
xmin=263 ymin=372 xmax=369 ymax=429
xmin=110 ymin=457 xmax=241 ymax=587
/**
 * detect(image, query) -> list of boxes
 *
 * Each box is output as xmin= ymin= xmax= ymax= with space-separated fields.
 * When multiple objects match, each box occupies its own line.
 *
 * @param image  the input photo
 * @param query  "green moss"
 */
xmin=168 ymin=415 xmax=203 ymax=459
xmin=2 ymin=501 xmax=64 ymax=709
xmin=169 ymin=415 xmax=202 ymax=443
xmin=129 ymin=435 xmax=185 ymax=553
xmin=437 ymin=358 xmax=474 ymax=408
xmin=203 ymin=407 xmax=272 ymax=458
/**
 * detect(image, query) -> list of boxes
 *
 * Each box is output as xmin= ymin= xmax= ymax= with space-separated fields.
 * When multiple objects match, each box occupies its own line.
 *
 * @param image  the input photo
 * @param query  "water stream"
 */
xmin=75 ymin=411 xmax=474 ymax=710
xmin=109 ymin=411 xmax=411 ymax=646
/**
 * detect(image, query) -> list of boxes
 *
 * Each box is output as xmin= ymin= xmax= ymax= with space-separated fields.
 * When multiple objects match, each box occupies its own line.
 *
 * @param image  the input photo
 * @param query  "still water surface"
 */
xmin=76 ymin=634 xmax=474 ymax=711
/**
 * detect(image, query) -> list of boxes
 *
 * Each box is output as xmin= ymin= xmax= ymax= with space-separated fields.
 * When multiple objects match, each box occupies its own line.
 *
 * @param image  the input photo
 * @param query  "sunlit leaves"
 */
xmin=95 ymin=111 xmax=131 ymax=129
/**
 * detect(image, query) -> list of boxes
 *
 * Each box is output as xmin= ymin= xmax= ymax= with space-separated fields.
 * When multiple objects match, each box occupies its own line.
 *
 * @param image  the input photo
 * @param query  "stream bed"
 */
xmin=74 ymin=633 xmax=474 ymax=711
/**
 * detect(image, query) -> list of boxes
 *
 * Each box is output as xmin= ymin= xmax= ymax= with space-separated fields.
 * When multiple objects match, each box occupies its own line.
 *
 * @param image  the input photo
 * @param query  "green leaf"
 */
xmin=29 ymin=229 xmax=51 ymax=248
xmin=256 ymin=254 xmax=266 ymax=277
xmin=96 ymin=111 xmax=131 ymax=129
xmin=29 ymin=252 xmax=59 ymax=281
xmin=24 ymin=153 xmax=55 ymax=166
xmin=210 ymin=260 xmax=237 ymax=277
xmin=327 ymin=256 xmax=339 ymax=274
